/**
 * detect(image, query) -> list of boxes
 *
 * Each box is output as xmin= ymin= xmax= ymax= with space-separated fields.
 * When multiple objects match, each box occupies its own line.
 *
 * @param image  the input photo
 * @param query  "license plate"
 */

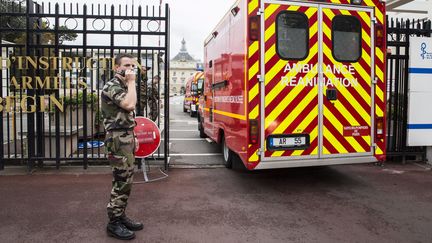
xmin=191 ymin=105 xmax=196 ymax=111
xmin=268 ymin=134 xmax=309 ymax=150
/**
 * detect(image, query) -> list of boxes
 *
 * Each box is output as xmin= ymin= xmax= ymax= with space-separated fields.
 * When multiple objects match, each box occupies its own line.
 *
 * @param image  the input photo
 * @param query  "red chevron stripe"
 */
xmin=323 ymin=116 xmax=357 ymax=153
xmin=323 ymin=137 xmax=339 ymax=154
xmin=265 ymin=85 xmax=317 ymax=134
xmin=323 ymin=100 xmax=371 ymax=152
xmin=265 ymin=95 xmax=318 ymax=157
xmin=322 ymin=10 xmax=372 ymax=53
xmin=280 ymin=114 xmax=319 ymax=157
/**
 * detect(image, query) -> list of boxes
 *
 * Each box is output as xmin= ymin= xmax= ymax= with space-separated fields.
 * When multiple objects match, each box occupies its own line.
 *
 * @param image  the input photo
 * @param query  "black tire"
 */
xmin=198 ymin=117 xmax=207 ymax=138
xmin=190 ymin=110 xmax=196 ymax=117
xmin=222 ymin=135 xmax=233 ymax=169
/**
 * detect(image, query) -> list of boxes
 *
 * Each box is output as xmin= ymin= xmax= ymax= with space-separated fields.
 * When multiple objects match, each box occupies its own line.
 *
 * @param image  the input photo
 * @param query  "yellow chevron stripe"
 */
xmin=248 ymin=0 xmax=258 ymax=15
xmin=376 ymin=105 xmax=383 ymax=117
xmin=249 ymin=149 xmax=259 ymax=162
xmin=270 ymin=86 xmax=318 ymax=133
xmin=376 ymin=85 xmax=384 ymax=103
xmin=249 ymin=61 xmax=259 ymax=81
xmin=376 ymin=48 xmax=384 ymax=63
xmin=264 ymin=4 xmax=279 ymax=21
xmin=265 ymin=67 xmax=318 ymax=129
xmin=264 ymin=6 xmax=317 ymax=44
xmin=323 ymin=146 xmax=330 ymax=155
xmin=324 ymin=105 xmax=367 ymax=152
xmin=249 ymin=41 xmax=259 ymax=59
xmin=323 ymin=70 xmax=371 ymax=126
xmin=264 ymin=30 xmax=318 ymax=86
xmin=322 ymin=24 xmax=371 ymax=99
xmin=376 ymin=66 xmax=384 ymax=83
xmin=322 ymin=44 xmax=371 ymax=107
xmin=265 ymin=44 xmax=276 ymax=64
xmin=265 ymin=23 xmax=275 ymax=42
xmin=249 ymin=83 xmax=259 ymax=103
xmin=323 ymin=126 xmax=348 ymax=154
xmin=376 ymin=145 xmax=383 ymax=155
xmin=292 ymin=126 xmax=318 ymax=156
xmin=323 ymin=8 xmax=335 ymax=19
xmin=271 ymin=150 xmax=284 ymax=157
xmin=293 ymin=104 xmax=318 ymax=135
xmin=363 ymin=0 xmax=384 ymax=24
xmin=361 ymin=29 xmax=371 ymax=50
xmin=359 ymin=11 xmax=371 ymax=28
xmin=250 ymin=105 xmax=259 ymax=120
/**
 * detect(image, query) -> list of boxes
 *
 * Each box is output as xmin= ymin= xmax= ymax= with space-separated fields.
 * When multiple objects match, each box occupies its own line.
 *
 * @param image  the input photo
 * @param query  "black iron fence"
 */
xmin=386 ymin=16 xmax=431 ymax=162
xmin=0 ymin=0 xmax=170 ymax=171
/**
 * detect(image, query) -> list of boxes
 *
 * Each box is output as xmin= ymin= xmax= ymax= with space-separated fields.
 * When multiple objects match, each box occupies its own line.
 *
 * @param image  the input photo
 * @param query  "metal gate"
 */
xmin=0 ymin=0 xmax=170 ymax=171
xmin=386 ymin=16 xmax=431 ymax=162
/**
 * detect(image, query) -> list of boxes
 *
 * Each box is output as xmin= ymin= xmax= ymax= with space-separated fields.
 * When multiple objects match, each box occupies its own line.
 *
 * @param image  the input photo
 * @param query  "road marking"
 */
xmin=170 ymin=120 xmax=198 ymax=123
xmin=169 ymin=153 xmax=222 ymax=156
xmin=170 ymin=130 xmax=196 ymax=132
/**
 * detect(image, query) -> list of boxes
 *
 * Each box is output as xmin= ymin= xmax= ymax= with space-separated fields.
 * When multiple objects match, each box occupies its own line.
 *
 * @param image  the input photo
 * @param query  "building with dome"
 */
xmin=170 ymin=39 xmax=202 ymax=95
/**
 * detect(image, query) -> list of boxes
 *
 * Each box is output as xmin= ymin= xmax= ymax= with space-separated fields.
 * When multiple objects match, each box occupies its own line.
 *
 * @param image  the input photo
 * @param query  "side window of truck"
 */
xmin=276 ymin=11 xmax=309 ymax=60
xmin=332 ymin=15 xmax=361 ymax=62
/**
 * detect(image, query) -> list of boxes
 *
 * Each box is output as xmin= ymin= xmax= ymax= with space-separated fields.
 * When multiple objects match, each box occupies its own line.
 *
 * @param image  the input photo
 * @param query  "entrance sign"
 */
xmin=407 ymin=37 xmax=432 ymax=146
xmin=134 ymin=117 xmax=161 ymax=158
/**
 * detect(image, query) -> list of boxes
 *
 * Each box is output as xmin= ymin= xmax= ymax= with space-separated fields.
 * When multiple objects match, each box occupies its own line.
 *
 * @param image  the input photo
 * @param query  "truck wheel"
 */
xmin=190 ymin=109 xmax=196 ymax=117
xmin=222 ymin=135 xmax=233 ymax=169
xmin=198 ymin=117 xmax=207 ymax=138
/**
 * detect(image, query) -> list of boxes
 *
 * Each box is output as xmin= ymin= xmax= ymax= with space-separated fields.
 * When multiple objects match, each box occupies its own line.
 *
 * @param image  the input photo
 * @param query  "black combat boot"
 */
xmin=120 ymin=215 xmax=144 ymax=231
xmin=107 ymin=219 xmax=136 ymax=240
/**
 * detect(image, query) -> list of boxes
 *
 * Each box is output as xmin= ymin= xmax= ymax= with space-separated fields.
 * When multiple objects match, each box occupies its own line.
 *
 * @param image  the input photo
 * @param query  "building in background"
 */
xmin=170 ymin=39 xmax=202 ymax=95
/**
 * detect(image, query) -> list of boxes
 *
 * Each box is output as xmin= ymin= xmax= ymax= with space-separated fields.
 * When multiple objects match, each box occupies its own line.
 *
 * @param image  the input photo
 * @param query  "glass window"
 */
xmin=191 ymin=83 xmax=197 ymax=95
xmin=276 ymin=11 xmax=309 ymax=60
xmin=332 ymin=15 xmax=361 ymax=62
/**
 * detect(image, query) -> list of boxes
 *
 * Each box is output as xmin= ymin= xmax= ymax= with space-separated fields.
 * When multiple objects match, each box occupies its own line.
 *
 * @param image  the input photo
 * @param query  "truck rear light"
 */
xmin=249 ymin=16 xmax=260 ymax=41
xmin=375 ymin=24 xmax=384 ymax=48
xmin=250 ymin=119 xmax=259 ymax=144
xmin=376 ymin=117 xmax=384 ymax=139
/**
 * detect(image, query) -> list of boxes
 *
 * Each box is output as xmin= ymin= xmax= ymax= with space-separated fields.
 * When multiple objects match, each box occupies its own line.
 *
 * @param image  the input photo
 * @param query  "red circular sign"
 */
xmin=134 ymin=116 xmax=161 ymax=158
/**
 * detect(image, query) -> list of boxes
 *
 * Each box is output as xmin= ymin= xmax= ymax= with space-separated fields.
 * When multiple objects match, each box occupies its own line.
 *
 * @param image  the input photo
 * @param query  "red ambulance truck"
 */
xmin=184 ymin=72 xmax=204 ymax=117
xmin=198 ymin=0 xmax=387 ymax=170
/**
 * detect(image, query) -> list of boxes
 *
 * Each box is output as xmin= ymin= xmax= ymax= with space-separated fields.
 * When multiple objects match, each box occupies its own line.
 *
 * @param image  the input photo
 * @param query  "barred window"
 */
xmin=276 ymin=11 xmax=309 ymax=60
xmin=332 ymin=15 xmax=361 ymax=62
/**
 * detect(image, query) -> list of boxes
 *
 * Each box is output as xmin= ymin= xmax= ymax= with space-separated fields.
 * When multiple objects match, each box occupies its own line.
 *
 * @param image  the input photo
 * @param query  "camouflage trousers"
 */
xmin=139 ymin=100 xmax=158 ymax=122
xmin=105 ymin=130 xmax=136 ymax=220
xmin=148 ymin=100 xmax=158 ymax=122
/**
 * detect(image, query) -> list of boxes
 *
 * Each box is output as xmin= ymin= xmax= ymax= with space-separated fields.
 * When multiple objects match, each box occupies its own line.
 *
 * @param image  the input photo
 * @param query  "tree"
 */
xmin=0 ymin=0 xmax=77 ymax=44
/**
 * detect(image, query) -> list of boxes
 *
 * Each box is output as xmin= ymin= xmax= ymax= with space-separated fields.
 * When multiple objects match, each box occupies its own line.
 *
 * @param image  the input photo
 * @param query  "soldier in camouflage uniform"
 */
xmin=101 ymin=53 xmax=144 ymax=240
xmin=139 ymin=70 xmax=159 ymax=122
xmin=147 ymin=76 xmax=160 ymax=122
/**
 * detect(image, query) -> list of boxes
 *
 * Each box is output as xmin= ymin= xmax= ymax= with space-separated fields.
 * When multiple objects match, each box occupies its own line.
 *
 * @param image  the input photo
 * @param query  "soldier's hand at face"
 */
xmin=125 ymin=69 xmax=136 ymax=84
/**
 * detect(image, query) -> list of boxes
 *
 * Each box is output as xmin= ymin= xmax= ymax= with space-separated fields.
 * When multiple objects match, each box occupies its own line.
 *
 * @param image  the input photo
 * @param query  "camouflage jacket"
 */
xmin=101 ymin=77 xmax=136 ymax=131
xmin=139 ymin=82 xmax=159 ymax=102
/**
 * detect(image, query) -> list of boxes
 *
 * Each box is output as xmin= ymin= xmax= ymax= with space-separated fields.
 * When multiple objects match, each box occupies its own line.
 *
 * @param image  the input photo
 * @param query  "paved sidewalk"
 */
xmin=1 ymin=162 xmax=432 ymax=242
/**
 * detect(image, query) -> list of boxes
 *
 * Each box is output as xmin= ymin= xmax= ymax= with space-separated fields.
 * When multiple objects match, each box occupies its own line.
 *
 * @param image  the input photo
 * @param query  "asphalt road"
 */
xmin=1 ymin=96 xmax=432 ymax=242
xmin=168 ymin=95 xmax=224 ymax=167
xmin=1 ymin=163 xmax=432 ymax=242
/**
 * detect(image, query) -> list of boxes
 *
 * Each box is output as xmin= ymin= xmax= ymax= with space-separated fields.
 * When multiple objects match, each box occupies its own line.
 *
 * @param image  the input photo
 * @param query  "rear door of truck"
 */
xmin=259 ymin=0 xmax=375 ymax=163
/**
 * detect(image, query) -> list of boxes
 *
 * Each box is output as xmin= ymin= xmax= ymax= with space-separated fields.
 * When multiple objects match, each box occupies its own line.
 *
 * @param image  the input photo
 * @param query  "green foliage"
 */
xmin=52 ymin=91 xmax=99 ymax=113
xmin=0 ymin=0 xmax=77 ymax=44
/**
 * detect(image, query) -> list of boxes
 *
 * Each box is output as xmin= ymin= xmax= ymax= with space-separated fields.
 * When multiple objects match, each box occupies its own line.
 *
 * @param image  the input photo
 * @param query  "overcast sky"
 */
xmin=39 ymin=0 xmax=237 ymax=61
